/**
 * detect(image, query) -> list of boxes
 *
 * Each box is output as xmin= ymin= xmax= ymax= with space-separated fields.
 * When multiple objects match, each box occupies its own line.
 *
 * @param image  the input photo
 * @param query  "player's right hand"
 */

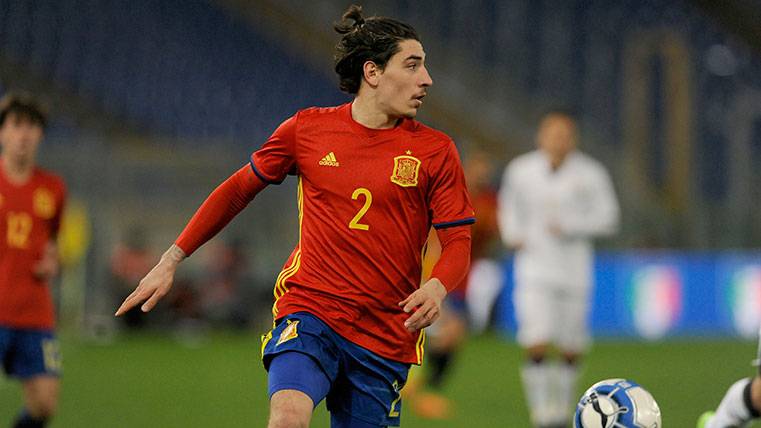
xmin=115 ymin=244 xmax=185 ymax=316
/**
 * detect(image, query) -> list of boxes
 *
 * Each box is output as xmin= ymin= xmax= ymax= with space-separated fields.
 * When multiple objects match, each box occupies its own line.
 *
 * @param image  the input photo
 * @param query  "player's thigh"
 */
xmin=267 ymin=351 xmax=331 ymax=407
xmin=513 ymin=284 xmax=555 ymax=347
xmin=8 ymin=329 xmax=61 ymax=379
xmin=327 ymin=344 xmax=410 ymax=427
xmin=262 ymin=313 xmax=340 ymax=406
xmin=554 ymin=289 xmax=592 ymax=353
xmin=330 ymin=411 xmax=387 ymax=428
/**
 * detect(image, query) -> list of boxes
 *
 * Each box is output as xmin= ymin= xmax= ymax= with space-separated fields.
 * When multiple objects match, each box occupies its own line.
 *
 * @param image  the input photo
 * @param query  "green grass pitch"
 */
xmin=0 ymin=331 xmax=757 ymax=427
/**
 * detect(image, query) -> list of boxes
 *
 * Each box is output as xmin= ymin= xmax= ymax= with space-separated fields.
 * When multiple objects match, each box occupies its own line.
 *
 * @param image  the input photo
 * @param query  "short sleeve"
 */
xmin=428 ymin=141 xmax=475 ymax=229
xmin=249 ymin=113 xmax=298 ymax=184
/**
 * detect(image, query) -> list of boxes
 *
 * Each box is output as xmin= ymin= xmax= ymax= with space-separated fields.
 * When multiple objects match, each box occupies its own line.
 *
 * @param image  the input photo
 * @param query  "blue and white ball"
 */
xmin=574 ymin=378 xmax=661 ymax=428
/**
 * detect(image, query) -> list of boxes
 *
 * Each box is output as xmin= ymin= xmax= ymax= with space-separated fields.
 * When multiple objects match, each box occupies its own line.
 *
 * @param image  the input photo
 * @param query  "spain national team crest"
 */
xmin=390 ymin=153 xmax=421 ymax=187
xmin=33 ymin=188 xmax=55 ymax=219
xmin=276 ymin=320 xmax=300 ymax=346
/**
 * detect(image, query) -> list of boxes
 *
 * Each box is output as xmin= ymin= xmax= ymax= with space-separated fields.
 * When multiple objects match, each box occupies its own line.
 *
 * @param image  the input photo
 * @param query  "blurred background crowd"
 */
xmin=1 ymin=0 xmax=760 ymax=346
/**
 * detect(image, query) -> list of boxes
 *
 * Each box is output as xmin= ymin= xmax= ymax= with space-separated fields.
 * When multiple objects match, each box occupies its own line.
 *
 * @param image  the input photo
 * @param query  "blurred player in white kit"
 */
xmin=498 ymin=109 xmax=620 ymax=427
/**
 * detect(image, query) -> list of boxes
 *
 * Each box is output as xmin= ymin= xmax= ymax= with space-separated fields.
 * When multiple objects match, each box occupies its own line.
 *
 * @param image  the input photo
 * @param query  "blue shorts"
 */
xmin=262 ymin=312 xmax=410 ymax=427
xmin=0 ymin=327 xmax=61 ymax=379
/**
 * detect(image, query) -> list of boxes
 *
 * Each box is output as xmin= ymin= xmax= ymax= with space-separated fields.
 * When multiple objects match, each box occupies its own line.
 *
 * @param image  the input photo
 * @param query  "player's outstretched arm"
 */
xmin=115 ymin=165 xmax=266 ymax=316
xmin=115 ymin=244 xmax=185 ymax=315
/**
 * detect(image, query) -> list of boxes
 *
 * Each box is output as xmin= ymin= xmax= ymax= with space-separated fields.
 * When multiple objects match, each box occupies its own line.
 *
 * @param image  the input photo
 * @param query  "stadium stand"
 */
xmin=0 ymin=0 xmax=346 ymax=142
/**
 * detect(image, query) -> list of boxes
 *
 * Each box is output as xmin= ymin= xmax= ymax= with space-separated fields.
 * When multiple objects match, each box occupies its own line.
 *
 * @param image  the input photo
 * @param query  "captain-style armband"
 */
xmin=430 ymin=226 xmax=471 ymax=292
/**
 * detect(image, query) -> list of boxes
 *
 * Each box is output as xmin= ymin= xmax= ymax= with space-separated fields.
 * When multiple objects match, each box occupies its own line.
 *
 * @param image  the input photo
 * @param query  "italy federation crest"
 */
xmin=276 ymin=320 xmax=300 ymax=346
xmin=390 ymin=154 xmax=421 ymax=187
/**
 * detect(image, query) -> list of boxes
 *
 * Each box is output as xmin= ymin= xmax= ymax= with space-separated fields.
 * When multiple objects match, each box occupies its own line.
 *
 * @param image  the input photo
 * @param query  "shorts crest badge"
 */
xmin=276 ymin=320 xmax=300 ymax=346
xmin=390 ymin=153 xmax=421 ymax=187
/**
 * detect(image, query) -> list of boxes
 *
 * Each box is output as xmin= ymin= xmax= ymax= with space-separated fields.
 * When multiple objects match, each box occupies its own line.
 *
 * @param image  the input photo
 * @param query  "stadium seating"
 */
xmin=0 ymin=0 xmax=345 ymax=143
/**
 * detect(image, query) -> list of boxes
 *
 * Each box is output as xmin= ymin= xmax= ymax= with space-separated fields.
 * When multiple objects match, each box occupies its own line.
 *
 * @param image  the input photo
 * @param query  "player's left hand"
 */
xmin=33 ymin=241 xmax=59 ymax=281
xmin=399 ymin=278 xmax=447 ymax=332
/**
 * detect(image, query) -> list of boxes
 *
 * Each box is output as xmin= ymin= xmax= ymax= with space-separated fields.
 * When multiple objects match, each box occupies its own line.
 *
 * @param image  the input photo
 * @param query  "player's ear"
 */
xmin=363 ymin=60 xmax=382 ymax=88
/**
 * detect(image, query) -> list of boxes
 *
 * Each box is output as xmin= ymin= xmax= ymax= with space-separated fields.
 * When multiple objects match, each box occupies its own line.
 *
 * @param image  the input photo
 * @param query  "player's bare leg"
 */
xmin=752 ymin=376 xmax=761 ymax=409
xmin=268 ymin=389 xmax=313 ymax=428
xmin=526 ymin=343 xmax=550 ymax=361
xmin=17 ymin=376 xmax=59 ymax=427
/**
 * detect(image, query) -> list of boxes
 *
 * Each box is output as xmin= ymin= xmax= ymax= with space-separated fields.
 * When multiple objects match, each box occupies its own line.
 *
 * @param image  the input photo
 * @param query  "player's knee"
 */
xmin=27 ymin=395 xmax=57 ymax=419
xmin=268 ymin=390 xmax=312 ymax=428
xmin=525 ymin=344 xmax=549 ymax=362
xmin=750 ymin=376 xmax=761 ymax=411
xmin=268 ymin=411 xmax=310 ymax=428
xmin=24 ymin=383 xmax=59 ymax=419
xmin=561 ymin=351 xmax=581 ymax=365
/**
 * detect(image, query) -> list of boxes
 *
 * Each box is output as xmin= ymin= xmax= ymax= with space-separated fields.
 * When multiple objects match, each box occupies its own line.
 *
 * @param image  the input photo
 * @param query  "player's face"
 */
xmin=537 ymin=115 xmax=577 ymax=165
xmin=376 ymin=39 xmax=433 ymax=119
xmin=0 ymin=114 xmax=44 ymax=165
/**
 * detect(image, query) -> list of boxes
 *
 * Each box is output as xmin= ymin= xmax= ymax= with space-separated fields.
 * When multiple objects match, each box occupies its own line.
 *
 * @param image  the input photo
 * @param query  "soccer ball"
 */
xmin=574 ymin=378 xmax=661 ymax=428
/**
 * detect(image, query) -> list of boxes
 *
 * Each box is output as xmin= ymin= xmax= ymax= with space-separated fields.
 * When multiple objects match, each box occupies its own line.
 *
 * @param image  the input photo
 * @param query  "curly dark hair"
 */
xmin=0 ymin=92 xmax=47 ymax=129
xmin=333 ymin=5 xmax=420 ymax=94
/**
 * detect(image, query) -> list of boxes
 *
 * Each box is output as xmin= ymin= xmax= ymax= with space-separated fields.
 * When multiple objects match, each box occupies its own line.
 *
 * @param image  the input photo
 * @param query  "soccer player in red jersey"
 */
xmin=0 ymin=94 xmax=67 ymax=428
xmin=116 ymin=5 xmax=473 ymax=427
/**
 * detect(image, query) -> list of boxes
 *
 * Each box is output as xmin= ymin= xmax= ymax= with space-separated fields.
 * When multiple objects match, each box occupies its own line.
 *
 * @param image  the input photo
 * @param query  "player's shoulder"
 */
xmin=33 ymin=168 xmax=66 ymax=191
xmin=571 ymin=151 xmax=609 ymax=173
xmin=405 ymin=120 xmax=453 ymax=148
xmin=508 ymin=150 xmax=541 ymax=170
xmin=294 ymin=104 xmax=347 ymax=121
xmin=406 ymin=120 xmax=451 ymax=141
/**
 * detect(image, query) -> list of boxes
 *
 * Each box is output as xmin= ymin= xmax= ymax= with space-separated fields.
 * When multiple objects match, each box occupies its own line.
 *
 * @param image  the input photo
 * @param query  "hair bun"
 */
xmin=334 ymin=4 xmax=365 ymax=34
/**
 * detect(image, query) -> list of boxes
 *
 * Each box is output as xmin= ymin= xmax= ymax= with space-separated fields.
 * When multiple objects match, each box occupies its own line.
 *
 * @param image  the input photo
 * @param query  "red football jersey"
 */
xmin=251 ymin=103 xmax=474 ymax=364
xmin=0 ymin=163 xmax=66 ymax=329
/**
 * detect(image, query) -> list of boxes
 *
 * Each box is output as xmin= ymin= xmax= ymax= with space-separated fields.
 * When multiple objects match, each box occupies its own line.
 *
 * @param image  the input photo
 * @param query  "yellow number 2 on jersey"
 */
xmin=349 ymin=188 xmax=372 ymax=231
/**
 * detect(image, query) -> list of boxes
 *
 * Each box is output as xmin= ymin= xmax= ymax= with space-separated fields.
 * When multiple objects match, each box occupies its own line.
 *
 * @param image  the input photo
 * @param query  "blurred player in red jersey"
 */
xmin=407 ymin=150 xmax=501 ymax=419
xmin=0 ymin=93 xmax=67 ymax=428
xmin=116 ymin=5 xmax=473 ymax=427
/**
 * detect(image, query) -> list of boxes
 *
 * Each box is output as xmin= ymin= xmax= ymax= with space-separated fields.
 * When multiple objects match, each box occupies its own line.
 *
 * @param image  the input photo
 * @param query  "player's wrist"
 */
xmin=424 ymin=278 xmax=447 ymax=300
xmin=161 ymin=244 xmax=186 ymax=266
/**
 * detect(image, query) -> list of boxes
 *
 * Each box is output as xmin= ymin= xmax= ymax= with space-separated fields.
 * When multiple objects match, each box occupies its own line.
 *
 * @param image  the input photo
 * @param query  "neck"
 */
xmin=351 ymin=95 xmax=399 ymax=130
xmin=544 ymin=153 xmax=567 ymax=171
xmin=2 ymin=156 xmax=34 ymax=184
xmin=550 ymin=158 xmax=563 ymax=170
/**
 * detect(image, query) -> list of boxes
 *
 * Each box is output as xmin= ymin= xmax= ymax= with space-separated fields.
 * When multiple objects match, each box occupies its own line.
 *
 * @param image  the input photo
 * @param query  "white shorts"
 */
xmin=513 ymin=282 xmax=592 ymax=353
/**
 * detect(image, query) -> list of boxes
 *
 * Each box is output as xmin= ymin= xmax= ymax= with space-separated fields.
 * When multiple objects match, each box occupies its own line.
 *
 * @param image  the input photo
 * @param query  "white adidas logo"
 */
xmin=318 ymin=152 xmax=340 ymax=167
